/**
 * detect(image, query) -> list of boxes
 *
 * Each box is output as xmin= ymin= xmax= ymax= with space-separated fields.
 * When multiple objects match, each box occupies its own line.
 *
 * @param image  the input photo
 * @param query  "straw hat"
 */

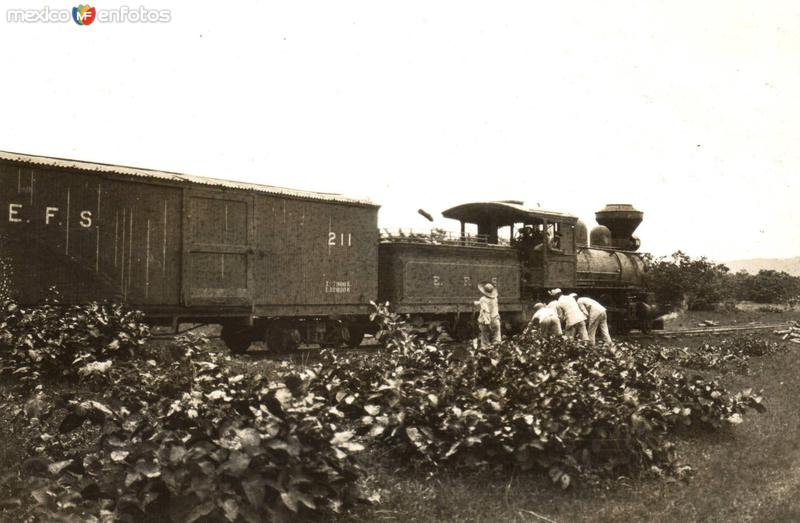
xmin=548 ymin=288 xmax=562 ymax=297
xmin=478 ymin=282 xmax=498 ymax=298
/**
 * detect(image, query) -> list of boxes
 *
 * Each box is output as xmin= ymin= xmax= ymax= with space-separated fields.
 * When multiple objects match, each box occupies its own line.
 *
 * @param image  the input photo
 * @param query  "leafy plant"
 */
xmin=0 ymin=290 xmax=149 ymax=385
xmin=309 ymin=303 xmax=766 ymax=486
xmin=0 ymin=299 xmax=774 ymax=523
xmin=674 ymin=335 xmax=783 ymax=373
xmin=31 ymin=340 xmax=364 ymax=522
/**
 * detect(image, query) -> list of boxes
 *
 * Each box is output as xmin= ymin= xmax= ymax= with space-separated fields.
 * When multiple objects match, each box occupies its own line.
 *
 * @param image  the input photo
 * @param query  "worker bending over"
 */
xmin=549 ymin=288 xmax=589 ymax=341
xmin=573 ymin=294 xmax=613 ymax=346
xmin=524 ymin=302 xmax=563 ymax=337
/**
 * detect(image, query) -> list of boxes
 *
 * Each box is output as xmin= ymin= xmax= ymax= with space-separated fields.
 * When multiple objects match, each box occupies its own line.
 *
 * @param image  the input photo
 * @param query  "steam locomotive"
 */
xmin=380 ymin=201 xmax=659 ymax=343
xmin=0 ymin=151 xmax=659 ymax=353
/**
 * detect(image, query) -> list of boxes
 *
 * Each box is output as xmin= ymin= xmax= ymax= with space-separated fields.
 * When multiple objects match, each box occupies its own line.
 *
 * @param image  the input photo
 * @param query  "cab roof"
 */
xmin=442 ymin=201 xmax=578 ymax=225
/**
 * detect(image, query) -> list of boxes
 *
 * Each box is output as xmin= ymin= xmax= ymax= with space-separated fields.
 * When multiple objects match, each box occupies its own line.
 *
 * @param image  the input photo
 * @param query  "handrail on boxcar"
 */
xmin=379 ymin=228 xmax=510 ymax=247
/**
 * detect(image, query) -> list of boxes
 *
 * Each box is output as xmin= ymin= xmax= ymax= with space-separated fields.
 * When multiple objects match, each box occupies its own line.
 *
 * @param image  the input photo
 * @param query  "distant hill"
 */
xmin=724 ymin=257 xmax=800 ymax=277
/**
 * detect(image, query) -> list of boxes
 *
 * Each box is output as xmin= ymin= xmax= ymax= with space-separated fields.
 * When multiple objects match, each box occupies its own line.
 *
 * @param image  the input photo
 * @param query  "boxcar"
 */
xmin=0 ymin=151 xmax=379 ymax=352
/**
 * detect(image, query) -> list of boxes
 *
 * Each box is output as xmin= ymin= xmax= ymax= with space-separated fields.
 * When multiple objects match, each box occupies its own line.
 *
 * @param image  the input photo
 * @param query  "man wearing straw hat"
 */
xmin=475 ymin=282 xmax=501 ymax=347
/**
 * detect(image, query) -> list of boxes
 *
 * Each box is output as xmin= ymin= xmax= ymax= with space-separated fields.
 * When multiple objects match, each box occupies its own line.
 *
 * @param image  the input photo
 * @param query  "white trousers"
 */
xmin=539 ymin=316 xmax=563 ymax=337
xmin=479 ymin=318 xmax=502 ymax=347
xmin=565 ymin=321 xmax=589 ymax=341
xmin=587 ymin=310 xmax=612 ymax=345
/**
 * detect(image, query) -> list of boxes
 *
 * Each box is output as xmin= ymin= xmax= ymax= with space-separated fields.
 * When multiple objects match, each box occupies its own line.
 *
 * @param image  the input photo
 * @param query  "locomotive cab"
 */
xmin=441 ymin=201 xmax=579 ymax=297
xmin=442 ymin=201 xmax=661 ymax=334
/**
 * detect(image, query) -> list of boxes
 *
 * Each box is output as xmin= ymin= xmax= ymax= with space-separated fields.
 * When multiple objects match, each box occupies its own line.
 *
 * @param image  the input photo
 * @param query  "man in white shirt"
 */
xmin=574 ymin=294 xmax=613 ymax=346
xmin=475 ymin=282 xmax=501 ymax=347
xmin=549 ymin=289 xmax=589 ymax=341
xmin=524 ymin=302 xmax=563 ymax=337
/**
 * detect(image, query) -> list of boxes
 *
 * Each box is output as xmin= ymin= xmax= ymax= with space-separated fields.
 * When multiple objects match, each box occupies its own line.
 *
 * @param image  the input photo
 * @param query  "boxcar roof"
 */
xmin=442 ymin=201 xmax=578 ymax=225
xmin=0 ymin=150 xmax=378 ymax=207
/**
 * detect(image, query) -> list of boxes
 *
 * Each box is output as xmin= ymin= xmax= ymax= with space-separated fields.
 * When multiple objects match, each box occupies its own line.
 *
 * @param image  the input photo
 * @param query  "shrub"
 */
xmin=28 ymin=339 xmax=364 ymax=522
xmin=643 ymin=251 xmax=733 ymax=311
xmin=308 ymin=303 xmax=765 ymax=486
xmin=3 ymin=301 xmax=772 ymax=522
xmin=676 ymin=335 xmax=783 ymax=373
xmin=741 ymin=270 xmax=800 ymax=304
xmin=0 ymin=291 xmax=149 ymax=385
xmin=756 ymin=305 xmax=783 ymax=314
xmin=0 ymin=255 xmax=13 ymax=303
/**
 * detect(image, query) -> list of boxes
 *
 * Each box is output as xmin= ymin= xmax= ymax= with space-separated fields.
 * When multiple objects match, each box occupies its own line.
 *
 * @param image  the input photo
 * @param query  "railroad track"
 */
xmin=240 ymin=322 xmax=790 ymax=361
xmin=626 ymin=323 xmax=786 ymax=338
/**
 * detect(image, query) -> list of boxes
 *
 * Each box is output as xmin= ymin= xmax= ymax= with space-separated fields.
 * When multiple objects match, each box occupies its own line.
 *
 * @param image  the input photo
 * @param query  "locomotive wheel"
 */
xmin=343 ymin=324 xmax=365 ymax=348
xmin=612 ymin=320 xmax=631 ymax=336
xmin=268 ymin=326 xmax=300 ymax=353
xmin=637 ymin=303 xmax=653 ymax=334
xmin=221 ymin=325 xmax=252 ymax=354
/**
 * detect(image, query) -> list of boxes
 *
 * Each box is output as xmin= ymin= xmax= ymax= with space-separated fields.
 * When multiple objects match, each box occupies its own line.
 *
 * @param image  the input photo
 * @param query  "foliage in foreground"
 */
xmin=0 ymin=299 xmax=774 ymax=521
xmin=309 ymin=303 xmax=766 ymax=487
xmin=0 ymin=291 xmax=149 ymax=385
xmin=33 ymin=351 xmax=362 ymax=522
xmin=1 ymin=323 xmax=364 ymax=522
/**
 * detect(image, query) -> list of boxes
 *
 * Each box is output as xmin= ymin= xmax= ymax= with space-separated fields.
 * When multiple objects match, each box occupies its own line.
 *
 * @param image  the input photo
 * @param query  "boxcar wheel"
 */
xmin=343 ymin=325 xmax=365 ymax=348
xmin=268 ymin=326 xmax=300 ymax=353
xmin=320 ymin=323 xmax=344 ymax=349
xmin=221 ymin=326 xmax=252 ymax=354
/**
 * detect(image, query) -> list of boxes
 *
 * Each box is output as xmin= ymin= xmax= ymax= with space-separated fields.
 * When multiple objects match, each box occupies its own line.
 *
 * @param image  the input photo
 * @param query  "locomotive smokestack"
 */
xmin=595 ymin=204 xmax=643 ymax=250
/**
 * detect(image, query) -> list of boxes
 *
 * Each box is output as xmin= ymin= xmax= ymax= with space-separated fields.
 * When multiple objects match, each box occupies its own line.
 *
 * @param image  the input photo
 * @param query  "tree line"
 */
xmin=644 ymin=251 xmax=800 ymax=311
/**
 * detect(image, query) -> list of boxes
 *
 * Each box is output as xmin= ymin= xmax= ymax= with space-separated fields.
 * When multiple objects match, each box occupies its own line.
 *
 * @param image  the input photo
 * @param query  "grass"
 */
xmin=340 ymin=333 xmax=800 ymax=523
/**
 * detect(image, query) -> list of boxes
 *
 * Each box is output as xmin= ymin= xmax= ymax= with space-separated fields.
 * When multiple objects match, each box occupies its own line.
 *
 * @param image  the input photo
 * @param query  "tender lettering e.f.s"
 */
xmin=6 ymin=203 xmax=92 ymax=227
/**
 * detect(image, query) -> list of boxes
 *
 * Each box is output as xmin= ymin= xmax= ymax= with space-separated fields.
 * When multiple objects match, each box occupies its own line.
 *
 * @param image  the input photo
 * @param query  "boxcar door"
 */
xmin=182 ymin=190 xmax=254 ymax=307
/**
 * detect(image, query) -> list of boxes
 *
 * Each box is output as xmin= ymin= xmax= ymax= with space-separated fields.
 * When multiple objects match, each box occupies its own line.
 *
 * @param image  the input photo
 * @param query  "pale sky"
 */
xmin=1 ymin=1 xmax=798 ymax=261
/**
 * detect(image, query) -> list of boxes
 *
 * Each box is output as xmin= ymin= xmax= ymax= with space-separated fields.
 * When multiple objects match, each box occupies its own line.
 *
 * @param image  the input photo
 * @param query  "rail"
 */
xmin=577 ymin=246 xmax=641 ymax=254
xmin=235 ymin=322 xmax=793 ymax=361
xmin=628 ymin=323 xmax=785 ymax=338
xmin=379 ymin=229 xmax=511 ymax=247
